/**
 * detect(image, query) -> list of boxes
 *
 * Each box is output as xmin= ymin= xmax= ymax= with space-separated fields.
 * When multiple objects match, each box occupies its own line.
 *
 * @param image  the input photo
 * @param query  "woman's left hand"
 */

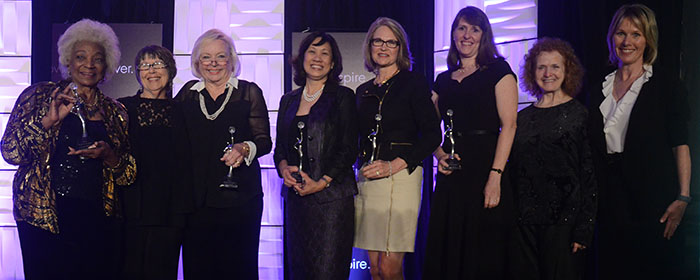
xmin=660 ymin=200 xmax=688 ymax=239
xmin=220 ymin=143 xmax=249 ymax=168
xmin=293 ymin=171 xmax=326 ymax=196
xmin=483 ymin=173 xmax=501 ymax=208
xmin=68 ymin=141 xmax=119 ymax=166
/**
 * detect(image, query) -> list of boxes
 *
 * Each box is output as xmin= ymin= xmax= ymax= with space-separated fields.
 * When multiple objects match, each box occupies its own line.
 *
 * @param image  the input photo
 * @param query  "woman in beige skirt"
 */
xmin=354 ymin=17 xmax=442 ymax=280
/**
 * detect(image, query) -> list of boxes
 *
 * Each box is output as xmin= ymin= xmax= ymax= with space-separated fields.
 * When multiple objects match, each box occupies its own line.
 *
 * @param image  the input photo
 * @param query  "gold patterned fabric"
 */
xmin=1 ymin=81 xmax=136 ymax=234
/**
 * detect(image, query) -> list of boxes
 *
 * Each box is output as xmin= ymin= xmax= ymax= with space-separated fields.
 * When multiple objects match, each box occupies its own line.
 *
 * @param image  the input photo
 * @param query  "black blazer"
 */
xmin=355 ymin=70 xmax=442 ymax=173
xmin=176 ymin=79 xmax=272 ymax=208
xmin=274 ymin=83 xmax=359 ymax=204
xmin=588 ymin=69 xmax=689 ymax=222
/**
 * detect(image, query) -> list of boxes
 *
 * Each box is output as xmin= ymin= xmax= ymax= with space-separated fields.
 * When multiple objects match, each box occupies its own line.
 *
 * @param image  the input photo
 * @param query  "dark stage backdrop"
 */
xmin=539 ymin=0 xmax=700 ymax=279
xmin=32 ymin=0 xmax=174 ymax=84
xmin=285 ymin=1 xmax=435 ymax=279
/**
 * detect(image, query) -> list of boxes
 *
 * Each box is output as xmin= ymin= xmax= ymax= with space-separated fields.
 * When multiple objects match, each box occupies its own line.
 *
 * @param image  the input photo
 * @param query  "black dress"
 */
xmin=424 ymin=59 xmax=516 ymax=279
xmin=175 ymin=79 xmax=272 ymax=279
xmin=508 ymin=100 xmax=597 ymax=280
xmin=273 ymin=83 xmax=358 ymax=280
xmin=118 ymin=94 xmax=187 ymax=279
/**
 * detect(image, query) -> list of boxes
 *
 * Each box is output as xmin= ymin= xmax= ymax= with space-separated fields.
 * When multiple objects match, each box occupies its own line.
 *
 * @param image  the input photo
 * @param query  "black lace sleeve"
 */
xmin=244 ymin=81 xmax=272 ymax=158
xmin=573 ymin=108 xmax=598 ymax=247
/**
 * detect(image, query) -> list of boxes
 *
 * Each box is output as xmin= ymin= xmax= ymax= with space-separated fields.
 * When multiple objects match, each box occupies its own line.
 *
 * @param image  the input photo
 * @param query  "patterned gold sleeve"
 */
xmin=103 ymin=97 xmax=137 ymax=186
xmin=1 ymin=82 xmax=59 ymax=166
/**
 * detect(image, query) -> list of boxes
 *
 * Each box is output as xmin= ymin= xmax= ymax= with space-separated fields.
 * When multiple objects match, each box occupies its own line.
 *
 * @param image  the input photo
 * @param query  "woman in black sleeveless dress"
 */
xmin=424 ymin=6 xmax=518 ymax=280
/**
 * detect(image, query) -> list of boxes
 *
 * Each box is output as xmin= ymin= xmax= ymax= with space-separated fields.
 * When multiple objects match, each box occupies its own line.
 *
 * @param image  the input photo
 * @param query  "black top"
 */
xmin=356 ymin=70 xmax=441 ymax=173
xmin=274 ymin=83 xmax=358 ymax=204
xmin=176 ymin=79 xmax=272 ymax=208
xmin=510 ymin=99 xmax=597 ymax=246
xmin=50 ymin=113 xmax=108 ymax=202
xmin=434 ymin=58 xmax=514 ymax=154
xmin=118 ymin=94 xmax=188 ymax=225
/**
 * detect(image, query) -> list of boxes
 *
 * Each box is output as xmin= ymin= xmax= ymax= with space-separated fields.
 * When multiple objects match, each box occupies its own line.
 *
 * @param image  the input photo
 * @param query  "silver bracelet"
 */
xmin=677 ymin=194 xmax=692 ymax=203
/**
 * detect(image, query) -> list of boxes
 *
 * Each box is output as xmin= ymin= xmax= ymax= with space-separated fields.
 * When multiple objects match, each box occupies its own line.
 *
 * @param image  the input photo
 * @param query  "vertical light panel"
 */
xmin=174 ymin=0 xmax=284 ymax=278
xmin=0 ymin=1 xmax=31 ymax=278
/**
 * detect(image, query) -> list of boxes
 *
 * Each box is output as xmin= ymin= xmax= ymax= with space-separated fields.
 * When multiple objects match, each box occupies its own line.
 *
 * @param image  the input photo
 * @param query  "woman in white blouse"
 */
xmin=589 ymin=4 xmax=691 ymax=280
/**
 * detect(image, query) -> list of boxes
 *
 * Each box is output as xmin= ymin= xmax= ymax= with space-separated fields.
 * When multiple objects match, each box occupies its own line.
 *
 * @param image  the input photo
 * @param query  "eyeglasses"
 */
xmin=138 ymin=61 xmax=167 ymax=71
xmin=370 ymin=38 xmax=400 ymax=48
xmin=200 ymin=55 xmax=229 ymax=65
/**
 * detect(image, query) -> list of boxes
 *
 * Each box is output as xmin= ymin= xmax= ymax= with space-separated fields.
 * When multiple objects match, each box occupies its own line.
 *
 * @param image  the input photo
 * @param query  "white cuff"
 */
xmin=243 ymin=141 xmax=257 ymax=166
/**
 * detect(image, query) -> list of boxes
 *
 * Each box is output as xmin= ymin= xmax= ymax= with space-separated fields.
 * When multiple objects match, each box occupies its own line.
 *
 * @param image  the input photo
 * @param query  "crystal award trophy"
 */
xmin=219 ymin=126 xmax=239 ymax=189
xmin=69 ymin=83 xmax=93 ymax=151
xmin=367 ymin=114 xmax=382 ymax=163
xmin=291 ymin=121 xmax=305 ymax=184
xmin=444 ymin=109 xmax=461 ymax=170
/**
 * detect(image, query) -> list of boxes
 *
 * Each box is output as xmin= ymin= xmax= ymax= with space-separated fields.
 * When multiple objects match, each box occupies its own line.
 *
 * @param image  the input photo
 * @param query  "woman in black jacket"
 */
xmin=590 ymin=4 xmax=691 ymax=279
xmin=175 ymin=29 xmax=272 ymax=279
xmin=354 ymin=17 xmax=442 ymax=279
xmin=274 ymin=31 xmax=358 ymax=279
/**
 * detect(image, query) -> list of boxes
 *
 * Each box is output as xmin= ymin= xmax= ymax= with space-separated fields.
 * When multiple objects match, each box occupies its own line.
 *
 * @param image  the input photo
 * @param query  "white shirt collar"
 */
xmin=189 ymin=75 xmax=239 ymax=92
xmin=602 ymin=64 xmax=653 ymax=97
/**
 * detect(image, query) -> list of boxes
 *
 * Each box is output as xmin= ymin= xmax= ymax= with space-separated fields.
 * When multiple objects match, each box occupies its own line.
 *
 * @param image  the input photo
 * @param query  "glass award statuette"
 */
xmin=444 ymin=109 xmax=461 ymax=170
xmin=368 ymin=114 xmax=382 ymax=163
xmin=292 ymin=121 xmax=305 ymax=185
xmin=70 ymin=83 xmax=93 ymax=151
xmin=219 ymin=126 xmax=239 ymax=189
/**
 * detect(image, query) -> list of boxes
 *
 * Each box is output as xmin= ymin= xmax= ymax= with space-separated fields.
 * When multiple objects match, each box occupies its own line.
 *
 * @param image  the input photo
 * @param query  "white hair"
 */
xmin=57 ymin=19 xmax=121 ymax=81
xmin=191 ymin=29 xmax=241 ymax=78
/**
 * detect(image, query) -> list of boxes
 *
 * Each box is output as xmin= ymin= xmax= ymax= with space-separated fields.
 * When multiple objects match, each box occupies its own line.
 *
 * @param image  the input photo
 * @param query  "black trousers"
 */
xmin=122 ymin=224 xmax=184 ymax=280
xmin=182 ymin=195 xmax=263 ymax=280
xmin=17 ymin=196 xmax=121 ymax=280
xmin=510 ymin=224 xmax=585 ymax=280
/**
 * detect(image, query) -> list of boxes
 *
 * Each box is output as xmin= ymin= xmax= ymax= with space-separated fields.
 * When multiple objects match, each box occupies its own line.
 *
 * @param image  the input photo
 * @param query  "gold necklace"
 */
xmin=375 ymin=68 xmax=400 ymax=86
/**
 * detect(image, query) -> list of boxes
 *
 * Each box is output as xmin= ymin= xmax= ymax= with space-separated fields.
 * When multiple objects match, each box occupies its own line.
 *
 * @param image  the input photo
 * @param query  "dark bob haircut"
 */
xmin=291 ymin=31 xmax=343 ymax=87
xmin=520 ymin=37 xmax=584 ymax=98
xmin=134 ymin=45 xmax=177 ymax=98
xmin=447 ymin=6 xmax=502 ymax=70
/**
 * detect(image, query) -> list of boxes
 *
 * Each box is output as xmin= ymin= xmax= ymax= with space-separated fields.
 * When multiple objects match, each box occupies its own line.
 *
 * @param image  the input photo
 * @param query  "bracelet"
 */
xmin=677 ymin=194 xmax=692 ymax=203
xmin=241 ymin=143 xmax=251 ymax=156
xmin=490 ymin=168 xmax=503 ymax=174
xmin=388 ymin=161 xmax=393 ymax=177
xmin=319 ymin=177 xmax=331 ymax=188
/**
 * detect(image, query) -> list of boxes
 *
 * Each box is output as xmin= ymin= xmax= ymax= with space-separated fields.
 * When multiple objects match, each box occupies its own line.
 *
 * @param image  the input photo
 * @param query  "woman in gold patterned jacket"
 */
xmin=0 ymin=19 xmax=135 ymax=279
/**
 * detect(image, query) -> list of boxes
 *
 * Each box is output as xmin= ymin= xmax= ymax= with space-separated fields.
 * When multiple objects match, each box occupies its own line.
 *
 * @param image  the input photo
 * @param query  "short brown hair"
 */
xmin=363 ymin=17 xmax=413 ymax=72
xmin=134 ymin=45 xmax=177 ymax=98
xmin=606 ymin=4 xmax=658 ymax=66
xmin=520 ymin=38 xmax=584 ymax=98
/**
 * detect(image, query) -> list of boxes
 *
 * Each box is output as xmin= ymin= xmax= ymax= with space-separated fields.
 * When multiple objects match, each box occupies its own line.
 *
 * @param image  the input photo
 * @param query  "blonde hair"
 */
xmin=362 ymin=17 xmax=413 ymax=72
xmin=607 ymin=4 xmax=658 ymax=66
xmin=191 ymin=29 xmax=241 ymax=79
xmin=57 ymin=19 xmax=121 ymax=81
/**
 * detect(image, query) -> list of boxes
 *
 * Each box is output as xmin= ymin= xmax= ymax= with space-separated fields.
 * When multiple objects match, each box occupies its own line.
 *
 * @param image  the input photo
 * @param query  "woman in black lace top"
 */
xmin=175 ymin=29 xmax=272 ymax=278
xmin=509 ymin=38 xmax=596 ymax=279
xmin=118 ymin=45 xmax=186 ymax=279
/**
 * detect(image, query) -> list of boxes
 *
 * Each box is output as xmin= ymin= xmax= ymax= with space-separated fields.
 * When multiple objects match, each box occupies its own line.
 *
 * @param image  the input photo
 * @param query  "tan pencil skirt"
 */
xmin=353 ymin=166 xmax=423 ymax=253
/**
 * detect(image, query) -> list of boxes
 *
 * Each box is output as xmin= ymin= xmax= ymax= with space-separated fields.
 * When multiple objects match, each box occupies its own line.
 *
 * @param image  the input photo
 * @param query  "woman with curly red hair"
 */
xmin=508 ymin=37 xmax=597 ymax=280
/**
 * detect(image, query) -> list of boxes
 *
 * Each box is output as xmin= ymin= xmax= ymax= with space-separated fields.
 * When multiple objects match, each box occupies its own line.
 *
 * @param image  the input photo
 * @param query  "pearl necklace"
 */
xmin=199 ymin=86 xmax=233 ymax=120
xmin=303 ymin=85 xmax=324 ymax=102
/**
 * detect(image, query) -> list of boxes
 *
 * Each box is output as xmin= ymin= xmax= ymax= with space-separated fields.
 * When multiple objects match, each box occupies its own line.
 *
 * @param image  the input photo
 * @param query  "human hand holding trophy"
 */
xmin=219 ymin=126 xmax=239 ymax=189
xmin=443 ymin=109 xmax=461 ymax=170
